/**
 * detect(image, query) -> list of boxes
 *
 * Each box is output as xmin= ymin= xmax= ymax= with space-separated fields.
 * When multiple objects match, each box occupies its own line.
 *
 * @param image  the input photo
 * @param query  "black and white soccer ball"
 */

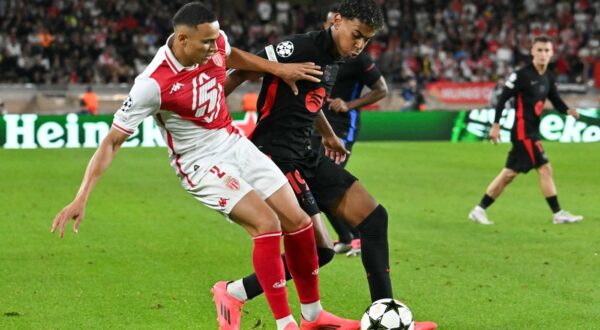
xmin=360 ymin=298 xmax=414 ymax=330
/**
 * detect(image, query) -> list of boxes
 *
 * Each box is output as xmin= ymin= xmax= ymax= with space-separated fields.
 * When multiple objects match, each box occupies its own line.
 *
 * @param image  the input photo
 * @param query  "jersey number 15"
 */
xmin=192 ymin=72 xmax=223 ymax=123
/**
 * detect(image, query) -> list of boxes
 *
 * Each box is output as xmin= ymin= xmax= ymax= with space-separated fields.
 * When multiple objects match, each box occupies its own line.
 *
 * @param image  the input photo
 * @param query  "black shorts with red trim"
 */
xmin=274 ymin=154 xmax=358 ymax=216
xmin=506 ymin=137 xmax=549 ymax=173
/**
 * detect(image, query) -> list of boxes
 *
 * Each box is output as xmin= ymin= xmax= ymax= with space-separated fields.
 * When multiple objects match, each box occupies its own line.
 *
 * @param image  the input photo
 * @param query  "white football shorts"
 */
xmin=186 ymin=137 xmax=287 ymax=215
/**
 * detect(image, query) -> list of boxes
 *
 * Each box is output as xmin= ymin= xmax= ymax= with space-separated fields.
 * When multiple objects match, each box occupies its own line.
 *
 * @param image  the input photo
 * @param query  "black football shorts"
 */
xmin=505 ymin=137 xmax=549 ymax=173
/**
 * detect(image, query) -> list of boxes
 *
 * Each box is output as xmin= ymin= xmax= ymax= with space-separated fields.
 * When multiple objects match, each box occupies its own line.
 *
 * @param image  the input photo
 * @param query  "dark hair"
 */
xmin=338 ymin=0 xmax=384 ymax=31
xmin=172 ymin=2 xmax=217 ymax=29
xmin=533 ymin=35 xmax=553 ymax=44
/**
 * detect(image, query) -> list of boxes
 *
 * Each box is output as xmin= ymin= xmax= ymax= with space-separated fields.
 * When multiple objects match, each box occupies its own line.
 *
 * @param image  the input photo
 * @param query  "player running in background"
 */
xmin=218 ymin=1 xmax=437 ymax=329
xmin=313 ymin=5 xmax=388 ymax=256
xmin=50 ymin=3 xmax=358 ymax=330
xmin=469 ymin=35 xmax=583 ymax=225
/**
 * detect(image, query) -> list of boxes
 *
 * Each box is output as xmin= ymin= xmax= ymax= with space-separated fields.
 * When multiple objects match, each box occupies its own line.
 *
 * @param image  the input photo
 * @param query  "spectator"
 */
xmin=80 ymin=86 xmax=99 ymax=115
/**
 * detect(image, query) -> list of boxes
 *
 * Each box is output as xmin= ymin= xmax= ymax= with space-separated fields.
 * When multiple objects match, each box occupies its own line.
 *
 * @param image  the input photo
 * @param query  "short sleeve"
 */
xmin=220 ymin=30 xmax=231 ymax=57
xmin=504 ymin=71 xmax=518 ymax=90
xmin=112 ymin=78 xmax=160 ymax=135
xmin=360 ymin=54 xmax=382 ymax=86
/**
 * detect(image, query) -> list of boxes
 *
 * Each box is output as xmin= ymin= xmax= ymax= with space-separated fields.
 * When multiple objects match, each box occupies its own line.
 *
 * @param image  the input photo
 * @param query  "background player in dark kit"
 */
xmin=469 ymin=35 xmax=583 ymax=226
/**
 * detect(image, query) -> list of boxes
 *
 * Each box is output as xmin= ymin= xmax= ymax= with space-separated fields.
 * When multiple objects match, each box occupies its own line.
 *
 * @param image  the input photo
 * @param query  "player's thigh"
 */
xmin=264 ymin=182 xmax=312 ymax=233
xmin=230 ymin=190 xmax=281 ymax=237
xmin=328 ymin=181 xmax=378 ymax=227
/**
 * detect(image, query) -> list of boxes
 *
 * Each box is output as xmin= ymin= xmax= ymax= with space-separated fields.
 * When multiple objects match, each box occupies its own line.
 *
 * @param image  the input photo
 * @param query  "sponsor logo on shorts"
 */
xmin=273 ymin=279 xmax=286 ymax=289
xmin=312 ymin=268 xmax=319 ymax=276
xmin=226 ymin=177 xmax=240 ymax=191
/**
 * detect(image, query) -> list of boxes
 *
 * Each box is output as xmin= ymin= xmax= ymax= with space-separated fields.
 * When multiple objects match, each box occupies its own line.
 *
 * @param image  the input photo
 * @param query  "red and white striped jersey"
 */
xmin=112 ymin=31 xmax=242 ymax=188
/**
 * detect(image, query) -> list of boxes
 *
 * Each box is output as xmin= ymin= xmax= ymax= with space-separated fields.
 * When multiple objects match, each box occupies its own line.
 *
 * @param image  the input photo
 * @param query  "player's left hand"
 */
xmin=322 ymin=136 xmax=350 ymax=164
xmin=328 ymin=98 xmax=349 ymax=112
xmin=276 ymin=62 xmax=322 ymax=95
xmin=567 ymin=108 xmax=580 ymax=120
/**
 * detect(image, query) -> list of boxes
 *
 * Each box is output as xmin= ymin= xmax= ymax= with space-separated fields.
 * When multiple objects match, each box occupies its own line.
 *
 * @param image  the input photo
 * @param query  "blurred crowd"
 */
xmin=0 ymin=0 xmax=599 ymax=87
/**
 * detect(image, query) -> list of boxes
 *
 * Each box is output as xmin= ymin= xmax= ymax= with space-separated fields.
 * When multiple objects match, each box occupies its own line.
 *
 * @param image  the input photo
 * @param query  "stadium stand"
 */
xmin=0 ymin=0 xmax=598 ymax=113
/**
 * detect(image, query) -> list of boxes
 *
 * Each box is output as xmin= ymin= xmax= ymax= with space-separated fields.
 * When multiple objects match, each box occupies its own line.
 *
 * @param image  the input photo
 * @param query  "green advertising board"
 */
xmin=1 ymin=109 xmax=599 ymax=149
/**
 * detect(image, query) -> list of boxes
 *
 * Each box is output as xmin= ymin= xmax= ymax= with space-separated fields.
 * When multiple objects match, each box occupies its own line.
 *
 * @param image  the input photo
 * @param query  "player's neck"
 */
xmin=169 ymin=37 xmax=195 ymax=67
xmin=532 ymin=62 xmax=547 ymax=75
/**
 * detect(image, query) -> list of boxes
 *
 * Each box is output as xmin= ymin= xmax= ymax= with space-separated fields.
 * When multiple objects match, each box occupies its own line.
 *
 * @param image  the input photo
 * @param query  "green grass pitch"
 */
xmin=1 ymin=141 xmax=598 ymax=329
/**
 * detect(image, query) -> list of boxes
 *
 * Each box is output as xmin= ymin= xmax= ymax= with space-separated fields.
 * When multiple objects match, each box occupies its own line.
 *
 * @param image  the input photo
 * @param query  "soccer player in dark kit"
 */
xmin=212 ymin=1 xmax=437 ymax=329
xmin=314 ymin=5 xmax=388 ymax=256
xmin=469 ymin=35 xmax=583 ymax=225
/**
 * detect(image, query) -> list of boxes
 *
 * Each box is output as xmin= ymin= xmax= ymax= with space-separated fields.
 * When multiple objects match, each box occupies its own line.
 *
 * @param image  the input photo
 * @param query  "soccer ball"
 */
xmin=360 ymin=298 xmax=414 ymax=330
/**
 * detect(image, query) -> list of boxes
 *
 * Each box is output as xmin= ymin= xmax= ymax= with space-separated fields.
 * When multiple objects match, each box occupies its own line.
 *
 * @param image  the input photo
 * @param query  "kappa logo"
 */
xmin=218 ymin=197 xmax=229 ymax=208
xmin=170 ymin=82 xmax=184 ymax=94
xmin=276 ymin=41 xmax=294 ymax=57
xmin=272 ymin=279 xmax=286 ymax=289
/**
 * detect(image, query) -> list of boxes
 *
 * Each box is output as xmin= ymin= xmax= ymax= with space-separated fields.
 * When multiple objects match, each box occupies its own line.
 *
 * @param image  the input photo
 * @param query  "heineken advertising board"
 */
xmin=1 ymin=109 xmax=598 ymax=149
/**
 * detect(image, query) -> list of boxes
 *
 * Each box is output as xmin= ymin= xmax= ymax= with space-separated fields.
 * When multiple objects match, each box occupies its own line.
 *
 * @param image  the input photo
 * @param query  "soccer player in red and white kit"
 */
xmin=50 ymin=3 xmax=358 ymax=330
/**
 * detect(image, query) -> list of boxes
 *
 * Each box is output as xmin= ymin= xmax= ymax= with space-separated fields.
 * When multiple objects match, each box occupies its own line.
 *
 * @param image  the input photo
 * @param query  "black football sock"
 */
xmin=357 ymin=205 xmax=393 ymax=301
xmin=242 ymin=246 xmax=335 ymax=300
xmin=324 ymin=210 xmax=354 ymax=243
xmin=479 ymin=194 xmax=495 ymax=209
xmin=546 ymin=195 xmax=561 ymax=213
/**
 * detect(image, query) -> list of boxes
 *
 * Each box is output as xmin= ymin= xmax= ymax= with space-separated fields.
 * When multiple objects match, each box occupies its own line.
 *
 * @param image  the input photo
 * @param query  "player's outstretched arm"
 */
xmin=51 ymin=128 xmax=129 ymax=237
xmin=315 ymin=110 xmax=349 ymax=164
xmin=226 ymin=47 xmax=322 ymax=95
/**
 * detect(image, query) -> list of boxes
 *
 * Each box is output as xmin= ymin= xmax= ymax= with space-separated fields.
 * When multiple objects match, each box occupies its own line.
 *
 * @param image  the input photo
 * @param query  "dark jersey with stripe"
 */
xmin=494 ymin=63 xmax=568 ymax=141
xmin=251 ymin=29 xmax=341 ymax=162
xmin=323 ymin=52 xmax=381 ymax=143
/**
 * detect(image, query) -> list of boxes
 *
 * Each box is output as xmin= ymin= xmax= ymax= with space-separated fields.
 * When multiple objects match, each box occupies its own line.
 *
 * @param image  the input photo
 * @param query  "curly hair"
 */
xmin=338 ymin=0 xmax=384 ymax=31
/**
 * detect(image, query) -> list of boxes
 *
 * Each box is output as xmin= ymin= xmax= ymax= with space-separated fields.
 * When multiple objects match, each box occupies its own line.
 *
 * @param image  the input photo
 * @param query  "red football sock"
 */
xmin=283 ymin=222 xmax=320 ymax=303
xmin=253 ymin=231 xmax=291 ymax=319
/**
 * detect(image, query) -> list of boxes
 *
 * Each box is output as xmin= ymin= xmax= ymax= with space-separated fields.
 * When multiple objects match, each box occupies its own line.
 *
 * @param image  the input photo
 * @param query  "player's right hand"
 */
xmin=51 ymin=199 xmax=86 ymax=238
xmin=323 ymin=136 xmax=350 ymax=164
xmin=488 ymin=124 xmax=501 ymax=144
xmin=276 ymin=62 xmax=322 ymax=95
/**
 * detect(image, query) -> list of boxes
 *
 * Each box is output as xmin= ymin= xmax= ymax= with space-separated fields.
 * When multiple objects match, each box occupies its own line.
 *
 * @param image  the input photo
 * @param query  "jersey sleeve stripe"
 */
xmin=112 ymin=122 xmax=134 ymax=135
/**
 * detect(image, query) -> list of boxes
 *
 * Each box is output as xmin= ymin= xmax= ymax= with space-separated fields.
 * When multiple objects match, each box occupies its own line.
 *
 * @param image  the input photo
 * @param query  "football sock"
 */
xmin=240 ymin=247 xmax=334 ymax=301
xmin=283 ymin=222 xmax=320 ymax=304
xmin=276 ymin=315 xmax=296 ymax=330
xmin=252 ymin=231 xmax=290 ymax=319
xmin=357 ymin=204 xmax=393 ymax=301
xmin=301 ymin=300 xmax=322 ymax=322
xmin=324 ymin=210 xmax=353 ymax=243
xmin=546 ymin=195 xmax=561 ymax=213
xmin=226 ymin=280 xmax=247 ymax=301
xmin=479 ymin=194 xmax=495 ymax=209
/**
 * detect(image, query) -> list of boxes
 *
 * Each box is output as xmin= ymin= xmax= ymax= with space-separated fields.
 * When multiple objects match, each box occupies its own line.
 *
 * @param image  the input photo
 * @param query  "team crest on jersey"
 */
xmin=276 ymin=41 xmax=294 ymax=57
xmin=225 ymin=177 xmax=240 ymax=191
xmin=212 ymin=53 xmax=223 ymax=67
